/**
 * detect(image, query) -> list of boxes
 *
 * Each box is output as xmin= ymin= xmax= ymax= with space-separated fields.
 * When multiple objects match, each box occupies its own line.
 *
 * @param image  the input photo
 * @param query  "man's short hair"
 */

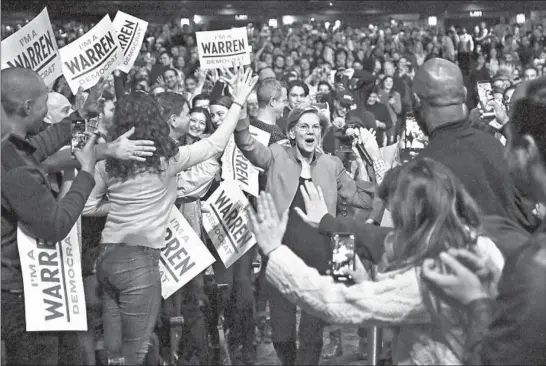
xmin=163 ymin=68 xmax=178 ymax=77
xmin=287 ymin=80 xmax=309 ymax=96
xmin=155 ymin=92 xmax=188 ymax=121
xmin=159 ymin=50 xmax=173 ymax=59
xmin=257 ymin=78 xmax=283 ymax=108
xmin=192 ymin=93 xmax=210 ymax=108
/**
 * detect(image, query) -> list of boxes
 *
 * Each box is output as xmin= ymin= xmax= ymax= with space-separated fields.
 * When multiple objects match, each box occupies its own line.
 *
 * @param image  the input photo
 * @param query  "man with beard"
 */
xmin=234 ymin=104 xmax=373 ymax=365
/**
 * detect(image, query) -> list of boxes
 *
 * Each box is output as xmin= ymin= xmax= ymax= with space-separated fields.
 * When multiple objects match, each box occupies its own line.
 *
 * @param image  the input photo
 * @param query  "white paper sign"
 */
xmin=59 ymin=15 xmax=123 ymax=94
xmin=195 ymin=27 xmax=251 ymax=70
xmin=159 ymin=207 xmax=215 ymax=299
xmin=17 ymin=224 xmax=87 ymax=331
xmin=112 ymin=11 xmax=148 ymax=73
xmin=221 ymin=127 xmax=270 ymax=197
xmin=1 ymin=8 xmax=62 ymax=86
xmin=202 ymin=181 xmax=257 ymax=268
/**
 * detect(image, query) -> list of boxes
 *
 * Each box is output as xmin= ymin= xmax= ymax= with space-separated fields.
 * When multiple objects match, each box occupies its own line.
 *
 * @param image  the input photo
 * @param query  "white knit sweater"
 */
xmin=266 ymin=236 xmax=504 ymax=365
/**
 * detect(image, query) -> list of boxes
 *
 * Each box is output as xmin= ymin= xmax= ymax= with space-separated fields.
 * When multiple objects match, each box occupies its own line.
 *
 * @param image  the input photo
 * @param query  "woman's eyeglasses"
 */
xmin=295 ymin=124 xmax=321 ymax=133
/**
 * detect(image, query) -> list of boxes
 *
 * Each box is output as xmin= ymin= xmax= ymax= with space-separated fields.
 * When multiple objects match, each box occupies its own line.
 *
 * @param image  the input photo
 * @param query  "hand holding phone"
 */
xmin=71 ymin=120 xmax=88 ymax=158
xmin=330 ymin=233 xmax=356 ymax=283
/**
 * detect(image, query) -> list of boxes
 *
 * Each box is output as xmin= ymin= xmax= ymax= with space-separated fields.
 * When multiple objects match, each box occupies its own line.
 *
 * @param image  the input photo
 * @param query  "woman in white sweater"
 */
xmin=247 ymin=158 xmax=505 ymax=365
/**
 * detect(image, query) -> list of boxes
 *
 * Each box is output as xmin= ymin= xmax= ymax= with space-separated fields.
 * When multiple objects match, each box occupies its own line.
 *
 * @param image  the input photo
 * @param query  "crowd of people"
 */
xmin=2 ymin=8 xmax=546 ymax=366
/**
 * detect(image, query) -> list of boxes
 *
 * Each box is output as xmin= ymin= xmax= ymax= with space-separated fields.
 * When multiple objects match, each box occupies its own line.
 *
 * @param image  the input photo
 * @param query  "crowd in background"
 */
xmin=2 ymin=8 xmax=546 ymax=366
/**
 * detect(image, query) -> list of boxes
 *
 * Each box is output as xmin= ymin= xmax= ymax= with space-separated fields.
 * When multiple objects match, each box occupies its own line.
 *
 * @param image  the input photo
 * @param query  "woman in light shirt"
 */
xmin=248 ymin=158 xmax=505 ymax=365
xmin=83 ymin=67 xmax=257 ymax=365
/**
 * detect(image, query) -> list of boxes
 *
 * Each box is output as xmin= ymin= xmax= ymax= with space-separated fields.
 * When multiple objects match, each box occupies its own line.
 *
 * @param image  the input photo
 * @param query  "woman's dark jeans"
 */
xmin=96 ymin=244 xmax=162 ymax=365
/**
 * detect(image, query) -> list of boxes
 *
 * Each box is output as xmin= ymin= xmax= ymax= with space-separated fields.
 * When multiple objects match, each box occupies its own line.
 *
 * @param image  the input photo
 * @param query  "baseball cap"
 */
xmin=335 ymin=90 xmax=355 ymax=107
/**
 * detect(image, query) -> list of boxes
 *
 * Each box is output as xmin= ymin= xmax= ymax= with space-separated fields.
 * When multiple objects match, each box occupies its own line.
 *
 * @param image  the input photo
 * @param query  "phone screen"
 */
xmin=477 ymin=81 xmax=495 ymax=116
xmin=403 ymin=113 xmax=428 ymax=150
xmin=71 ymin=120 xmax=87 ymax=156
xmin=331 ymin=233 xmax=355 ymax=282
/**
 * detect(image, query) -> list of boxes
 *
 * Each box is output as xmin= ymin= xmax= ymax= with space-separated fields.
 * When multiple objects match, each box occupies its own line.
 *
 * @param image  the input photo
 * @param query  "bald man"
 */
xmin=412 ymin=58 xmax=522 ymax=230
xmin=0 ymin=68 xmax=152 ymax=365
xmin=45 ymin=91 xmax=73 ymax=125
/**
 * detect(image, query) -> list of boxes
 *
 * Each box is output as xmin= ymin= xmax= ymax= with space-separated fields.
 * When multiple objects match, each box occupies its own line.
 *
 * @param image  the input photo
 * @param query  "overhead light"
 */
xmin=180 ymin=18 xmax=190 ymax=26
xmin=193 ymin=15 xmax=203 ymax=24
xmin=329 ymin=2 xmax=333 ymax=6
xmin=268 ymin=18 xmax=278 ymax=28
xmin=470 ymin=11 xmax=482 ymax=17
xmin=428 ymin=16 xmax=437 ymax=27
xmin=311 ymin=17 xmax=315 ymax=22
xmin=516 ymin=13 xmax=525 ymax=24
xmin=282 ymin=15 xmax=296 ymax=25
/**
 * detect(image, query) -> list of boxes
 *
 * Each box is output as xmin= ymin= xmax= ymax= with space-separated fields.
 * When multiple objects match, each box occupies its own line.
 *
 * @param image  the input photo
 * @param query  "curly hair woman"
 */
xmin=249 ymin=158 xmax=505 ymax=365
xmin=82 ymin=67 xmax=258 ymax=365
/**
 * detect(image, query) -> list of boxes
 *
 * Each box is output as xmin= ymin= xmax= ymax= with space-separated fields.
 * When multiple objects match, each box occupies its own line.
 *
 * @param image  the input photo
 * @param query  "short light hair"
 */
xmin=257 ymin=78 xmax=283 ymax=108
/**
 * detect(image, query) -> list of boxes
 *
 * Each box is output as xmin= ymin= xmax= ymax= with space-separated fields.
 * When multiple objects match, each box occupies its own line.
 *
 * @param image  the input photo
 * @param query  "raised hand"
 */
xmin=232 ymin=65 xmax=259 ymax=105
xmin=246 ymin=191 xmax=289 ymax=256
xmin=293 ymin=181 xmax=328 ymax=229
xmin=79 ymin=77 xmax=108 ymax=119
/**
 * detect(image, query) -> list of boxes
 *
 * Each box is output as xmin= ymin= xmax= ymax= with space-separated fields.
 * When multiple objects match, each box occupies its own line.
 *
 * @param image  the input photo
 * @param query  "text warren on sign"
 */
xmin=5 ymin=30 xmax=56 ymax=70
xmin=63 ymin=32 xmax=118 ymax=76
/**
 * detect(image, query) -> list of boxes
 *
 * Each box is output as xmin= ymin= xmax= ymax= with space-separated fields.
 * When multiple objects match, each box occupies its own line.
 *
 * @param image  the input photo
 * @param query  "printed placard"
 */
xmin=1 ymin=8 xmax=62 ymax=86
xmin=159 ymin=207 xmax=215 ymax=299
xmin=59 ymin=15 xmax=123 ymax=93
xmin=112 ymin=11 xmax=149 ymax=73
xmin=195 ymin=27 xmax=251 ymax=70
xmin=202 ymin=180 xmax=257 ymax=268
xmin=221 ymin=127 xmax=270 ymax=197
xmin=17 ymin=224 xmax=87 ymax=331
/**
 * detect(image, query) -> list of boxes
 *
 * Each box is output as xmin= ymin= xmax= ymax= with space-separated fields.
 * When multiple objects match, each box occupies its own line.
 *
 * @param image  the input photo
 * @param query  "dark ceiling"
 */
xmin=3 ymin=0 xmax=546 ymax=22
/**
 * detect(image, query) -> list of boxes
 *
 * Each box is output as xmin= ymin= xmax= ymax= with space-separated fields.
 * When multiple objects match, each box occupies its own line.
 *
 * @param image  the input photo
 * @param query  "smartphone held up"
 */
xmin=330 ymin=233 xmax=356 ymax=284
xmin=71 ymin=120 xmax=87 ymax=158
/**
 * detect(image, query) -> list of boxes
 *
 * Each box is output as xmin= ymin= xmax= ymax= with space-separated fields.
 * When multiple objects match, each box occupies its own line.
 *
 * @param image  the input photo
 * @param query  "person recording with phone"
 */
xmin=246 ymin=157 xmax=504 ymax=365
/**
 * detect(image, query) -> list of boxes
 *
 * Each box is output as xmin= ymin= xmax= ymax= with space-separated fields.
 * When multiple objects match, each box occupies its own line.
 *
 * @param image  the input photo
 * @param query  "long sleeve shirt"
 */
xmin=82 ymin=125 xmax=233 ymax=249
xmin=266 ymin=236 xmax=504 ymax=365
xmin=2 ymin=111 xmax=95 ymax=291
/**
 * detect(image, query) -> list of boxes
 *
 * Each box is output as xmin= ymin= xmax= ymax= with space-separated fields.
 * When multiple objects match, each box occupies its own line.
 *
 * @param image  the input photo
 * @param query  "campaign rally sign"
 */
xmin=17 ymin=223 xmax=87 ymax=331
xmin=159 ymin=207 xmax=215 ymax=299
xmin=1 ymin=8 xmax=62 ymax=86
xmin=59 ymin=15 xmax=123 ymax=93
xmin=221 ymin=126 xmax=270 ymax=197
xmin=202 ymin=180 xmax=257 ymax=268
xmin=112 ymin=11 xmax=148 ymax=73
xmin=195 ymin=27 xmax=251 ymax=70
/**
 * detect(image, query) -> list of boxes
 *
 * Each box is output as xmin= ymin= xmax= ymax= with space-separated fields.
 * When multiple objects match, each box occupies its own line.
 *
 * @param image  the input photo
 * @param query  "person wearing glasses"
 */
xmin=233 ymin=104 xmax=373 ymax=365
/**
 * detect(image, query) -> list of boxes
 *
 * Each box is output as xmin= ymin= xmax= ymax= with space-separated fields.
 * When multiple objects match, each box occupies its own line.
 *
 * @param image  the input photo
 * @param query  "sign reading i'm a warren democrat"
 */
xmin=195 ymin=27 xmax=251 ymax=70
xmin=1 ymin=8 xmax=62 ymax=86
xmin=221 ymin=126 xmax=270 ymax=197
xmin=202 ymin=181 xmax=257 ymax=268
xmin=17 ymin=224 xmax=87 ymax=331
xmin=59 ymin=15 xmax=123 ymax=93
xmin=159 ymin=207 xmax=215 ymax=299
xmin=112 ymin=11 xmax=148 ymax=73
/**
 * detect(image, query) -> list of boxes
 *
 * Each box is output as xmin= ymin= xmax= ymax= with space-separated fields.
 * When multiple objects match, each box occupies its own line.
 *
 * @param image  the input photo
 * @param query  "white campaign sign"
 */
xmin=202 ymin=180 xmax=257 ymax=268
xmin=17 ymin=224 xmax=87 ymax=331
xmin=221 ymin=127 xmax=270 ymax=197
xmin=159 ymin=207 xmax=215 ymax=299
xmin=1 ymin=8 xmax=62 ymax=86
xmin=195 ymin=27 xmax=251 ymax=70
xmin=59 ymin=15 xmax=123 ymax=93
xmin=112 ymin=11 xmax=148 ymax=73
